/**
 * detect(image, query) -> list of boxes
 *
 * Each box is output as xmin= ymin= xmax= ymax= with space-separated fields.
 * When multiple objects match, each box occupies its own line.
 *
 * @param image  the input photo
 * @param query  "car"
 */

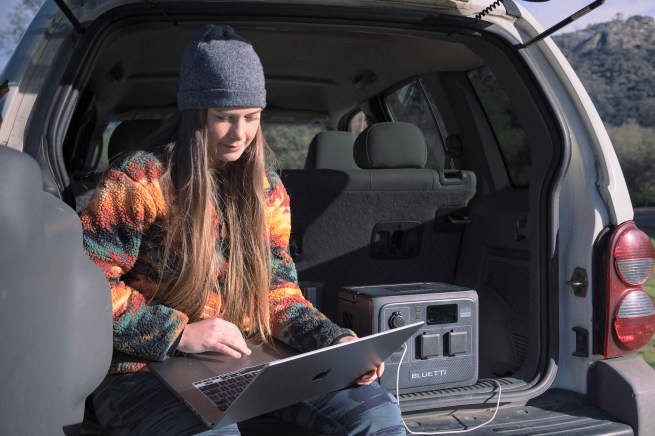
xmin=1 ymin=0 xmax=655 ymax=434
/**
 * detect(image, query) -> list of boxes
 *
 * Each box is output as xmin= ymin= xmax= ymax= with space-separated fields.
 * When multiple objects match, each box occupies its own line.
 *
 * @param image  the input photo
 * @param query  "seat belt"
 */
xmin=444 ymin=134 xmax=462 ymax=170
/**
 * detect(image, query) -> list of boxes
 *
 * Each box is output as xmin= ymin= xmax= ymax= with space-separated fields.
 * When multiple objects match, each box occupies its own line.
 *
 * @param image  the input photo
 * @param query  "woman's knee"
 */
xmin=306 ymin=382 xmax=405 ymax=435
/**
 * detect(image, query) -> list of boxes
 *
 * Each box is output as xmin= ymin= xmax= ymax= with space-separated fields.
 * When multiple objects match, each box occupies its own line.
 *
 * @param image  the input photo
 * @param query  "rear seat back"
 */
xmin=304 ymin=131 xmax=357 ymax=169
xmin=283 ymin=122 xmax=477 ymax=321
xmin=108 ymin=119 xmax=164 ymax=163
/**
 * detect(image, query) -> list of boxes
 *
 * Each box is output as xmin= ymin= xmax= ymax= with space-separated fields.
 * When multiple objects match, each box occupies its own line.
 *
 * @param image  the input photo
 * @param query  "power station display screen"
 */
xmin=426 ymin=304 xmax=458 ymax=325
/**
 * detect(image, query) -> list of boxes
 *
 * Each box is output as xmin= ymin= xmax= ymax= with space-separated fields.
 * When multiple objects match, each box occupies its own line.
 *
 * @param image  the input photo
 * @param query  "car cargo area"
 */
xmin=55 ymin=1 xmax=560 ymax=421
xmin=61 ymin=3 xmax=558 ymax=411
xmin=238 ymin=389 xmax=634 ymax=435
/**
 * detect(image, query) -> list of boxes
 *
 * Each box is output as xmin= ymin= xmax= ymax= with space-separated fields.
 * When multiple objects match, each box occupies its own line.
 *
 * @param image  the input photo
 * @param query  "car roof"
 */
xmin=89 ymin=21 xmax=485 ymax=124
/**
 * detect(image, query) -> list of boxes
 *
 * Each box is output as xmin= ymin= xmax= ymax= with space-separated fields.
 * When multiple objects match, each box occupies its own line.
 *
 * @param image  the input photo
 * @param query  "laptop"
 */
xmin=149 ymin=321 xmax=423 ymax=429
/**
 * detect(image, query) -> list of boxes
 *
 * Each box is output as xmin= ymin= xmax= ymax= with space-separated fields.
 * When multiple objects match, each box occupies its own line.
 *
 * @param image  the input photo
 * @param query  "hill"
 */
xmin=553 ymin=15 xmax=655 ymax=127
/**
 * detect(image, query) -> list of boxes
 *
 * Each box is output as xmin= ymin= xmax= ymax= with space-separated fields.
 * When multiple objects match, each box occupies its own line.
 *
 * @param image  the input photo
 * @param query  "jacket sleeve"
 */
xmin=80 ymin=152 xmax=188 ymax=361
xmin=265 ymin=171 xmax=354 ymax=351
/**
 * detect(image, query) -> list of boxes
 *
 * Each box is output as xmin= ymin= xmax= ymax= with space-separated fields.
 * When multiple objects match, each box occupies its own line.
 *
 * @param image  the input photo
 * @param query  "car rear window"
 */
xmin=467 ymin=67 xmax=531 ymax=187
xmin=262 ymin=122 xmax=326 ymax=169
xmin=383 ymin=79 xmax=445 ymax=170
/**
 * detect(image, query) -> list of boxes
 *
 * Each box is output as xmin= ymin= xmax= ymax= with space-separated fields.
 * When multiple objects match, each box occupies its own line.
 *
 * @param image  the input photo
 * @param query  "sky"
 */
xmin=515 ymin=0 xmax=655 ymax=31
xmin=1 ymin=0 xmax=655 ymax=71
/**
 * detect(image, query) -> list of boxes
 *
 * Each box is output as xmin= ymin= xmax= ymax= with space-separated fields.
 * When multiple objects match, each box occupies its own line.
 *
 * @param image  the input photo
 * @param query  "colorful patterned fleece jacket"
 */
xmin=81 ymin=151 xmax=352 ymax=374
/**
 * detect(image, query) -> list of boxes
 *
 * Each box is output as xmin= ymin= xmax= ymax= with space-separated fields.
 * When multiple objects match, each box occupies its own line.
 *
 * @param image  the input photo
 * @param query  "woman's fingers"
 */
xmin=357 ymin=369 xmax=378 ymax=385
xmin=356 ymin=361 xmax=385 ymax=385
xmin=376 ymin=361 xmax=385 ymax=378
xmin=335 ymin=335 xmax=385 ymax=385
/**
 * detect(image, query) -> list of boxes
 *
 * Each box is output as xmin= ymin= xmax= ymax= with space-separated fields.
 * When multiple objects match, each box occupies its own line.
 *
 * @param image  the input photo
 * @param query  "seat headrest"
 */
xmin=353 ymin=122 xmax=427 ymax=169
xmin=108 ymin=119 xmax=164 ymax=161
xmin=304 ymin=131 xmax=358 ymax=169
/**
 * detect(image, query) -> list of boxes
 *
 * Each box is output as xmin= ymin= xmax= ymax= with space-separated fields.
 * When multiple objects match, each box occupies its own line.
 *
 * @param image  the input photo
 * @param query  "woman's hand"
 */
xmin=336 ymin=335 xmax=385 ymax=385
xmin=177 ymin=318 xmax=252 ymax=358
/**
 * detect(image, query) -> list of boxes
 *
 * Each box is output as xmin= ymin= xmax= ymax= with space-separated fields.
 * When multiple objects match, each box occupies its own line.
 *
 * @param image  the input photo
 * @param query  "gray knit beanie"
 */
xmin=177 ymin=25 xmax=266 ymax=110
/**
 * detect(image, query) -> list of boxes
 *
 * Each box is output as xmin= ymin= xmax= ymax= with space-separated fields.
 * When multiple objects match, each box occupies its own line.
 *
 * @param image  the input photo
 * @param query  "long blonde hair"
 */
xmin=153 ymin=109 xmax=272 ymax=340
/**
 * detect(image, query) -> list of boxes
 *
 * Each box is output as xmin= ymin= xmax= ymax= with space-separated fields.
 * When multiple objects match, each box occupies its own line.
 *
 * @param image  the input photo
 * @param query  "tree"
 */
xmin=0 ymin=0 xmax=44 ymax=56
xmin=607 ymin=122 xmax=655 ymax=206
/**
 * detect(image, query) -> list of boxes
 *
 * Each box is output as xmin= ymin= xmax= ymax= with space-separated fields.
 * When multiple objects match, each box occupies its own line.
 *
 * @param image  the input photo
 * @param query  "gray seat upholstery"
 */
xmin=351 ymin=121 xmax=450 ymax=190
xmin=282 ymin=122 xmax=477 ymax=321
xmin=0 ymin=147 xmax=112 ymax=434
xmin=108 ymin=119 xmax=164 ymax=162
xmin=353 ymin=121 xmax=427 ymax=169
xmin=304 ymin=131 xmax=358 ymax=169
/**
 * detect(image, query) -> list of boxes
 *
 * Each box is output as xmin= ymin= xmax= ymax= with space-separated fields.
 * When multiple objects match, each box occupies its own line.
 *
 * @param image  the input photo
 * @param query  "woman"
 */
xmin=81 ymin=24 xmax=405 ymax=435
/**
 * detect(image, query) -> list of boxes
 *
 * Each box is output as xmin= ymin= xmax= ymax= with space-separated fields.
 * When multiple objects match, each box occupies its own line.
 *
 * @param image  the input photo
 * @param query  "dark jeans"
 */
xmin=93 ymin=373 xmax=406 ymax=435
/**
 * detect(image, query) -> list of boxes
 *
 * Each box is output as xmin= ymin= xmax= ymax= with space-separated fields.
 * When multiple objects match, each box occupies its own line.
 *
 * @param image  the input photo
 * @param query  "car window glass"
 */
xmin=262 ymin=122 xmax=326 ymax=169
xmin=96 ymin=121 xmax=121 ymax=173
xmin=467 ymin=67 xmax=531 ymax=187
xmin=349 ymin=111 xmax=368 ymax=136
xmin=384 ymin=79 xmax=444 ymax=170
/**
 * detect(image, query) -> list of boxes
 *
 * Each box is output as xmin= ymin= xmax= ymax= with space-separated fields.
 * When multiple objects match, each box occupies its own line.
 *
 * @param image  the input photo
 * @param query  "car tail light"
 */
xmin=603 ymin=222 xmax=655 ymax=358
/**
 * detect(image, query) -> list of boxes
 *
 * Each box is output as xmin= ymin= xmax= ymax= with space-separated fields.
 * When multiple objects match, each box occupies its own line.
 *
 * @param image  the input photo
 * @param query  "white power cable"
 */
xmin=396 ymin=345 xmax=502 ymax=435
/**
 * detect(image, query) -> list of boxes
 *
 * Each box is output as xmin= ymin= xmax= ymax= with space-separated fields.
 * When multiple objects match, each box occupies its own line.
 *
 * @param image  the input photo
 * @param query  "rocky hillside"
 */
xmin=553 ymin=15 xmax=655 ymax=127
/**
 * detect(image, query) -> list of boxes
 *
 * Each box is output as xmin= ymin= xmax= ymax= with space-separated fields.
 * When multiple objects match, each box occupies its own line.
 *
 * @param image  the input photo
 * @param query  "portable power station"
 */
xmin=339 ymin=282 xmax=478 ymax=394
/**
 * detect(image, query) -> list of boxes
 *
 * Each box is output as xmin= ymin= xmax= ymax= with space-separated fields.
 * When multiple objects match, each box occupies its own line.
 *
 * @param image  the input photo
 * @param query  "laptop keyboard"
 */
xmin=193 ymin=366 xmax=263 ymax=411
